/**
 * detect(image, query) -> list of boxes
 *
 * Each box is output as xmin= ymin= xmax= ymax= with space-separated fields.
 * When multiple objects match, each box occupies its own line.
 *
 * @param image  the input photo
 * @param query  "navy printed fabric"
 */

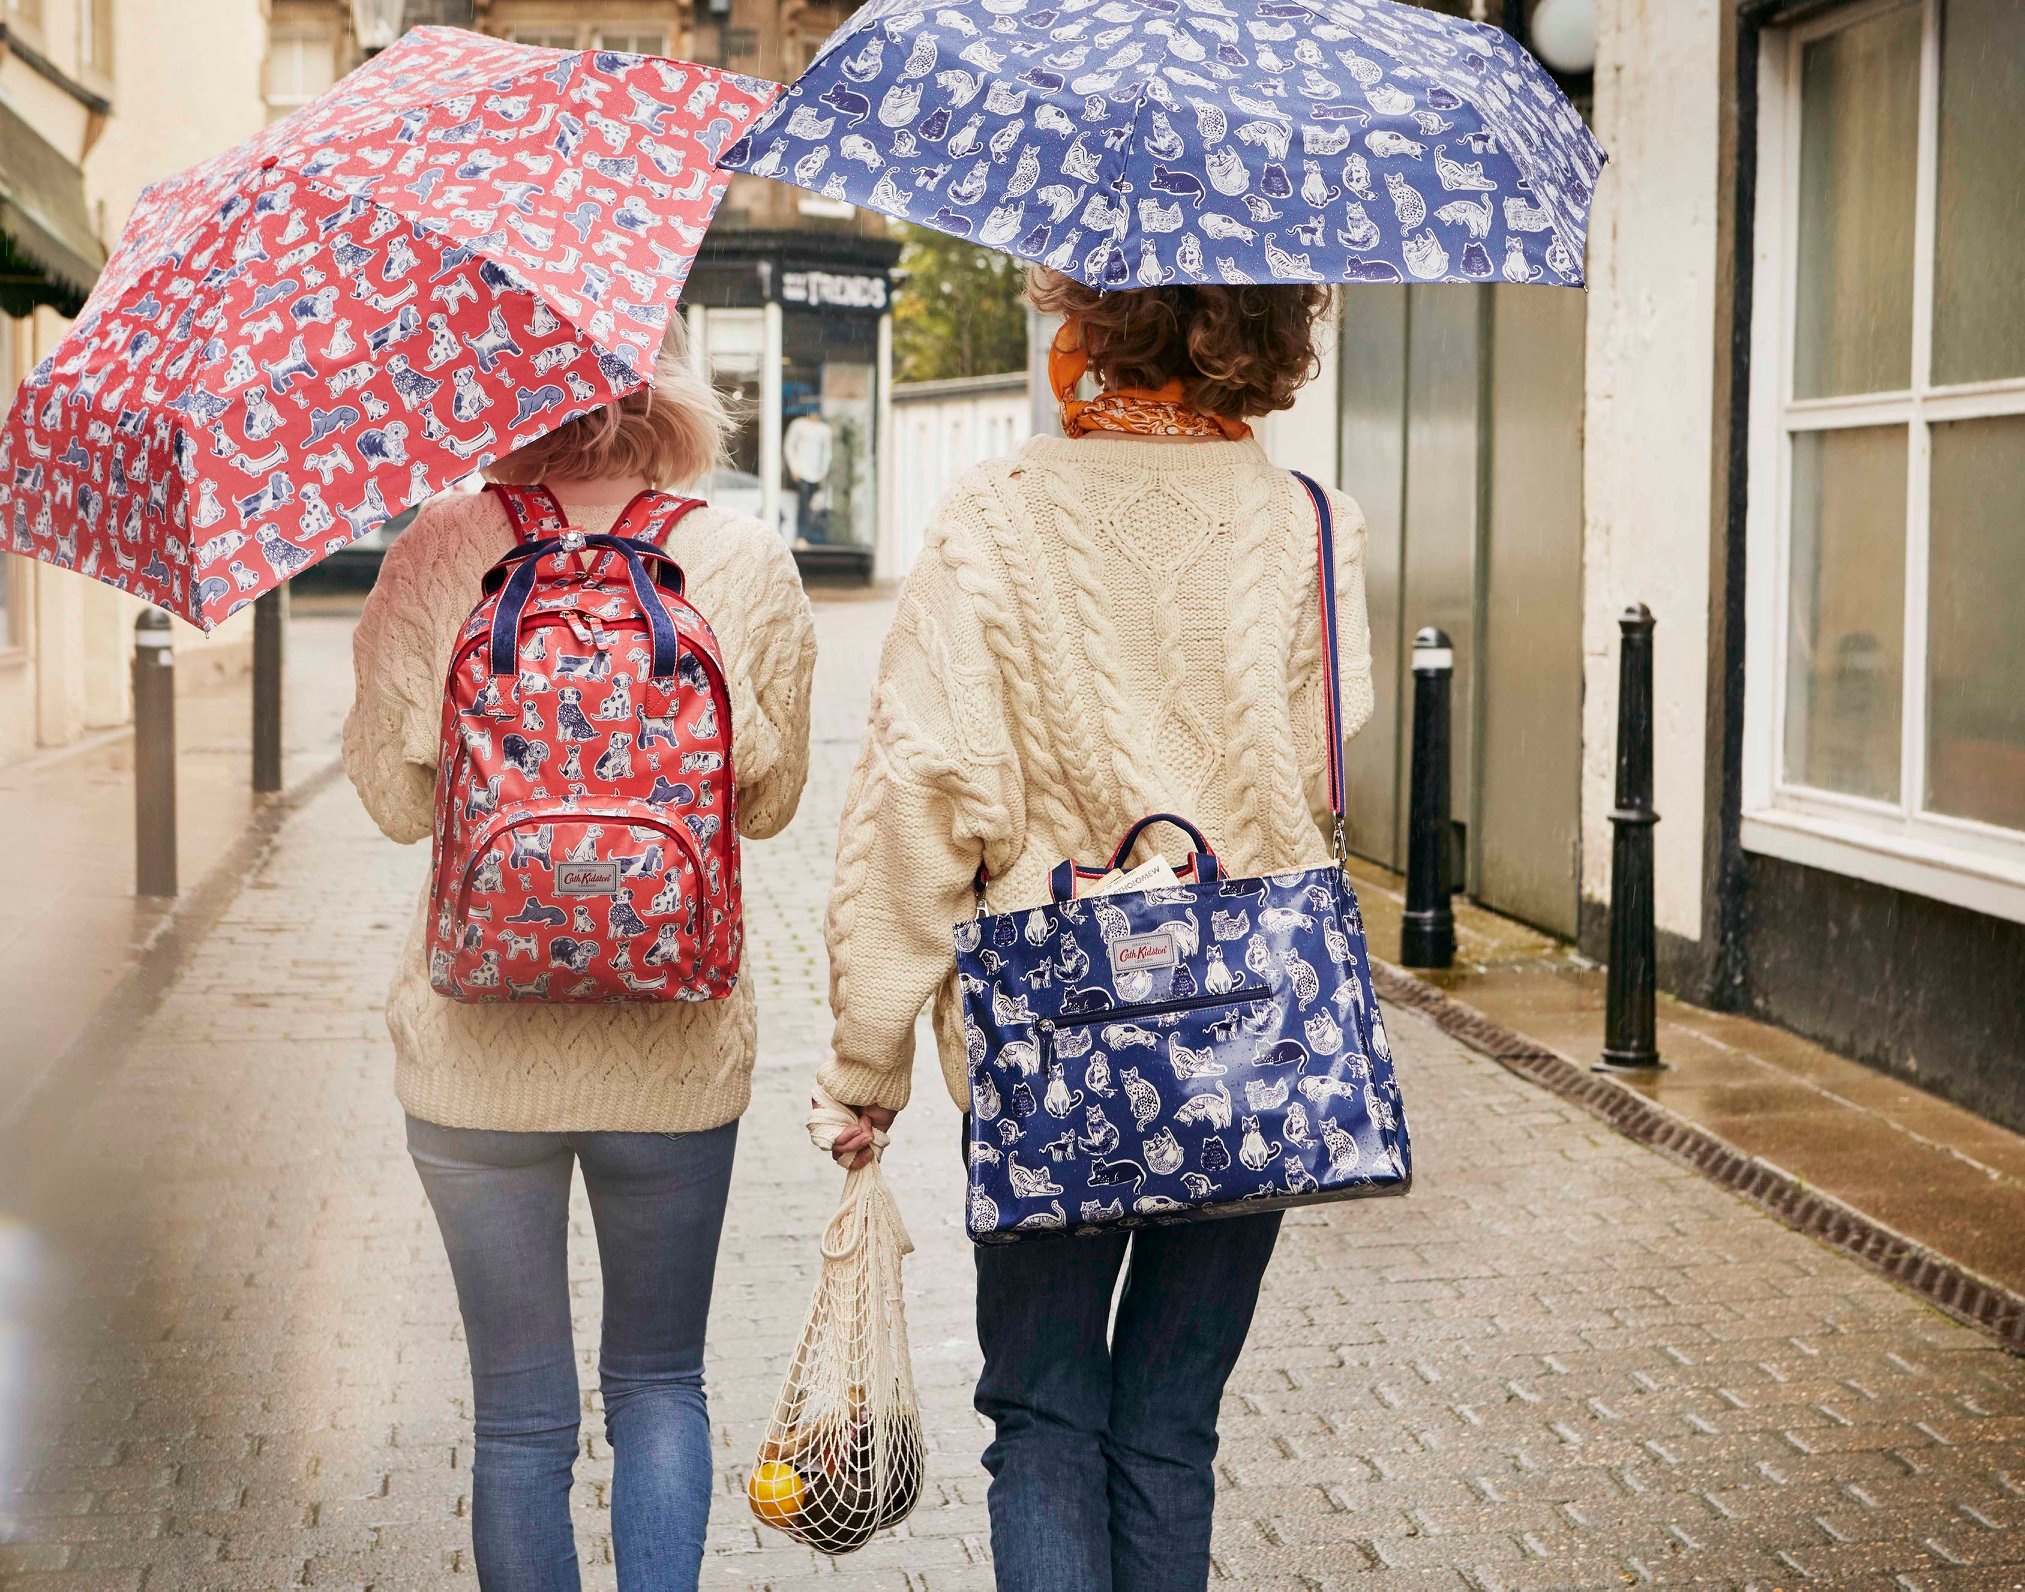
xmin=956 ymin=862 xmax=1411 ymax=1242
xmin=719 ymin=0 xmax=1605 ymax=291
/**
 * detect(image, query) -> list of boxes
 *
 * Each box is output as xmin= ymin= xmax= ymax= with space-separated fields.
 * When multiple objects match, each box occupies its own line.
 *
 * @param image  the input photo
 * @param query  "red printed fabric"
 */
xmin=0 ymin=29 xmax=774 ymax=630
xmin=427 ymin=484 xmax=739 ymax=1004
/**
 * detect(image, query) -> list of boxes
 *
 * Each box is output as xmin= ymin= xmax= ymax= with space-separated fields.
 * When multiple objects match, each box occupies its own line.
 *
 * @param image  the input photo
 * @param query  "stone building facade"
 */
xmin=0 ymin=0 xmax=267 ymax=765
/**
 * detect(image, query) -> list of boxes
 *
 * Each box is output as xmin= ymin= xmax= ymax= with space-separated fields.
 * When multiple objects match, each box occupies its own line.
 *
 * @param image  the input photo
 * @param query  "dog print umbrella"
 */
xmin=717 ymin=0 xmax=1604 ymax=292
xmin=0 ymin=28 xmax=774 ymax=630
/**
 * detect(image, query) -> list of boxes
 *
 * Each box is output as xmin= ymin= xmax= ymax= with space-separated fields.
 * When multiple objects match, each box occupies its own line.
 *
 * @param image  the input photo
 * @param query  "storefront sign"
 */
xmin=781 ymin=269 xmax=889 ymax=313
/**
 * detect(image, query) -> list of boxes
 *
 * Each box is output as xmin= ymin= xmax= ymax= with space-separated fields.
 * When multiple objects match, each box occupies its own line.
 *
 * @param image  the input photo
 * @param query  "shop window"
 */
xmin=266 ymin=30 xmax=337 ymax=119
xmin=1744 ymin=0 xmax=2025 ymax=922
xmin=696 ymin=299 xmax=885 ymax=548
xmin=781 ymin=310 xmax=877 ymax=549
xmin=509 ymin=28 xmax=582 ymax=49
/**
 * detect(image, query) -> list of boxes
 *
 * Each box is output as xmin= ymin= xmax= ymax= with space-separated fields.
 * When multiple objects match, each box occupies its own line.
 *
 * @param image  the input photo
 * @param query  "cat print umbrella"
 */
xmin=0 ymin=28 xmax=775 ymax=629
xmin=717 ymin=0 xmax=1605 ymax=292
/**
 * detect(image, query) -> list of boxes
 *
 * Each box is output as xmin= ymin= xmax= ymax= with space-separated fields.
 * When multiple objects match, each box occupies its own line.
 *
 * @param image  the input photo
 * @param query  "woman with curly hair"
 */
xmin=818 ymin=270 xmax=1374 ymax=1592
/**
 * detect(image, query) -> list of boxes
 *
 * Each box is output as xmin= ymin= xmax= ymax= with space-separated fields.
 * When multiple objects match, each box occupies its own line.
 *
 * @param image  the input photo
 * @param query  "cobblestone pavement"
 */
xmin=3 ymin=596 xmax=2023 ymax=1591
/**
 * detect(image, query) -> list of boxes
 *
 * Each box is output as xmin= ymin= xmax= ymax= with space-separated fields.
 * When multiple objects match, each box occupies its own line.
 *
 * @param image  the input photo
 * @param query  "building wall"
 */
xmin=1579 ymin=0 xmax=1724 ymax=946
xmin=0 ymin=0 xmax=267 ymax=767
xmin=476 ymin=0 xmax=688 ymax=58
xmin=1713 ymin=0 xmax=2025 ymax=1131
xmin=686 ymin=0 xmax=874 ymax=236
xmin=2 ymin=6 xmax=112 ymax=755
xmin=82 ymin=0 xmax=266 ymax=230
xmin=87 ymin=0 xmax=270 ymax=694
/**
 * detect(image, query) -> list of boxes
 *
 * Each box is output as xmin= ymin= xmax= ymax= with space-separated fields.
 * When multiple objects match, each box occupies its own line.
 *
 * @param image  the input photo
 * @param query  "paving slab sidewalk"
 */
xmin=1 ymin=594 xmax=2022 ymax=1589
xmin=0 ymin=606 xmax=356 ymax=1131
xmin=1341 ymin=867 xmax=2025 ymax=1311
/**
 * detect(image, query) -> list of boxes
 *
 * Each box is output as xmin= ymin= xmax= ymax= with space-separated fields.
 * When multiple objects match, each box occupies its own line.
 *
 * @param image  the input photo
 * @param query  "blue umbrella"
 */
xmin=717 ymin=0 xmax=1605 ymax=291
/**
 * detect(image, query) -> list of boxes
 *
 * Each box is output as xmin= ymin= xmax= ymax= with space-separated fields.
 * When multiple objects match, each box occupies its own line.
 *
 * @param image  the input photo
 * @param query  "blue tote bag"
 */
xmin=956 ymin=474 xmax=1412 ymax=1243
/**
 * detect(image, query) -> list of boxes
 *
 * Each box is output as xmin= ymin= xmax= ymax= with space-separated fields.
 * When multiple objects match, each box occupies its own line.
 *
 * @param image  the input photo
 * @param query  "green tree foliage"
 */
xmin=890 ymin=224 xmax=1030 ymax=384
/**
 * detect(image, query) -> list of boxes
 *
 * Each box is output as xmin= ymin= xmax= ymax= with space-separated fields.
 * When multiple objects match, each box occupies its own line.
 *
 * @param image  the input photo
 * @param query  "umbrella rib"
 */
xmin=1 ymin=30 xmax=752 ymax=632
xmin=1088 ymin=3 xmax=1178 ymax=290
xmin=289 ymin=166 xmax=630 ymax=389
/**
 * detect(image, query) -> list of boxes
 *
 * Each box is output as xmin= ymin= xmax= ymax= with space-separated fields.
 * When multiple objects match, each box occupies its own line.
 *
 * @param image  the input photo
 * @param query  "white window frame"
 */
xmin=1744 ymin=0 xmax=2025 ymax=926
xmin=265 ymin=29 xmax=338 ymax=115
xmin=77 ymin=0 xmax=111 ymax=78
xmin=594 ymin=27 xmax=668 ymax=56
xmin=508 ymin=27 xmax=584 ymax=50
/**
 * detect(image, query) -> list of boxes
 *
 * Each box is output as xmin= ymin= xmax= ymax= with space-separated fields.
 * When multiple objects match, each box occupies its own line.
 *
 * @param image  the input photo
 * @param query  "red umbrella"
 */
xmin=0 ymin=28 xmax=774 ymax=629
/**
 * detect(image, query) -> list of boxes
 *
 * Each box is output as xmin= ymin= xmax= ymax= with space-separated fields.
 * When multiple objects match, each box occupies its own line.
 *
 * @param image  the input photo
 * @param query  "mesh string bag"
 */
xmin=748 ymin=1089 xmax=925 ymax=1554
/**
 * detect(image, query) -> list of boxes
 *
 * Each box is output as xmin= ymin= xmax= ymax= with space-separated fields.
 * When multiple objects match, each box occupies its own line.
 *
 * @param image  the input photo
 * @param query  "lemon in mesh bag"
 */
xmin=747 ymin=1090 xmax=924 ymax=1554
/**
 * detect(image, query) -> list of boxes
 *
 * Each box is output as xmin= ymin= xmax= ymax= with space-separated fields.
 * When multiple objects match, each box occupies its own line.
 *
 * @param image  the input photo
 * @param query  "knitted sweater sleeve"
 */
xmin=726 ymin=526 xmax=817 ymax=841
xmin=1293 ymin=487 xmax=1378 ymax=836
xmin=341 ymin=499 xmax=479 ymax=847
xmin=818 ymin=528 xmax=1022 ymax=1113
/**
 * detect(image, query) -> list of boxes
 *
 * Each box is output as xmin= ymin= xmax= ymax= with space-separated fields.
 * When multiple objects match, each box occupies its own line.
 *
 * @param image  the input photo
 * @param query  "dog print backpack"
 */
xmin=957 ymin=474 xmax=1412 ymax=1242
xmin=425 ymin=483 xmax=740 ymax=1003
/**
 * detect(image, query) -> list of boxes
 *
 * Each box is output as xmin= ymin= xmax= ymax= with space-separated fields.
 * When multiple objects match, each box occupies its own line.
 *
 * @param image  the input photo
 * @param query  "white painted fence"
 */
xmin=883 ymin=371 xmax=1032 ymax=579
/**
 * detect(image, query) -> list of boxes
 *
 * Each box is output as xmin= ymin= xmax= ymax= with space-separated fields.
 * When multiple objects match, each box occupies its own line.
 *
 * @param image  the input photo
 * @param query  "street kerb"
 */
xmin=1369 ymin=958 xmax=2025 ymax=1355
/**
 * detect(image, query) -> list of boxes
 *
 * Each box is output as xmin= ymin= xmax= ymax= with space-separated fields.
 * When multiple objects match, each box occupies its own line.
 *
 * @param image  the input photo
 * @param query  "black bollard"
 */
xmin=1401 ymin=626 xmax=1455 ymax=969
xmin=1601 ymin=604 xmax=1661 ymax=1070
xmin=133 ymin=610 xmax=178 ymax=898
xmin=252 ymin=586 xmax=285 ymax=795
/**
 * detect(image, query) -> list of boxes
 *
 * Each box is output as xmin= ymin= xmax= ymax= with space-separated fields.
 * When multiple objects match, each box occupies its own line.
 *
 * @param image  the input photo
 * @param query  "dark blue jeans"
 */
xmin=973 ymin=1213 xmax=1283 ymax=1592
xmin=407 ymin=1116 xmax=738 ymax=1592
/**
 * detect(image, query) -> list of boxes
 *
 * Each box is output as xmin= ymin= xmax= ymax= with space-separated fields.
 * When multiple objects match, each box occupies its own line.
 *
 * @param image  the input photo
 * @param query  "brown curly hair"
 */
xmin=1028 ymin=267 xmax=1332 ymax=421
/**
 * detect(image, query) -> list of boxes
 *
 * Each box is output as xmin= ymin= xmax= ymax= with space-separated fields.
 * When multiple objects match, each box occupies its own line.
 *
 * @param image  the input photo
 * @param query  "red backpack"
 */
xmin=425 ymin=483 xmax=740 ymax=1003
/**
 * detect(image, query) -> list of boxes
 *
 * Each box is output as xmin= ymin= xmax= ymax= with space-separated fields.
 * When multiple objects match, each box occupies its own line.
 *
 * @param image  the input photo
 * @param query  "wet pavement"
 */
xmin=1341 ymin=869 xmax=2025 ymax=1306
xmin=1 ymin=595 xmax=2022 ymax=1589
xmin=0 ymin=606 xmax=355 ymax=1128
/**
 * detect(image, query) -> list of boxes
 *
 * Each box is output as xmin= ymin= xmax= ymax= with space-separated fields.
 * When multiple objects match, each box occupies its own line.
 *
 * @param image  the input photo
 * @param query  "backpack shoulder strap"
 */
xmin=624 ymin=491 xmax=707 ymax=550
xmin=485 ymin=481 xmax=569 ymax=543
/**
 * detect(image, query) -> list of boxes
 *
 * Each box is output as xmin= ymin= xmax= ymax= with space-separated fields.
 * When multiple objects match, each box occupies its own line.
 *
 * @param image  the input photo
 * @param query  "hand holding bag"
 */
xmin=955 ymin=473 xmax=1411 ymax=1242
xmin=748 ymin=1089 xmax=925 ymax=1553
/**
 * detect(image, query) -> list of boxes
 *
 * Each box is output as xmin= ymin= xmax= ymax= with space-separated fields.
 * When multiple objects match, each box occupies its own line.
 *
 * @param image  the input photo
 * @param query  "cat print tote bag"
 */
xmin=956 ymin=474 xmax=1412 ymax=1243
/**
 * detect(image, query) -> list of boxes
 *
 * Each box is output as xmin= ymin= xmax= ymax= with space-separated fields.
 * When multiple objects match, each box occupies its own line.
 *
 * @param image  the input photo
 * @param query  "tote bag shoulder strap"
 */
xmin=1289 ymin=471 xmax=1348 ymax=862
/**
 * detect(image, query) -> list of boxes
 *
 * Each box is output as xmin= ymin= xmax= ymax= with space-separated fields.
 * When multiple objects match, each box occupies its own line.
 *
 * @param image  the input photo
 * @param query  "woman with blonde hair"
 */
xmin=820 ymin=270 xmax=1373 ymax=1592
xmin=344 ymin=321 xmax=816 ymax=1591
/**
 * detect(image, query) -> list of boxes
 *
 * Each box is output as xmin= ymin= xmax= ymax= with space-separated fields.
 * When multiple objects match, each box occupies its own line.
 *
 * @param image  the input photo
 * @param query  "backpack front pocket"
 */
xmin=433 ymin=800 xmax=730 ymax=1002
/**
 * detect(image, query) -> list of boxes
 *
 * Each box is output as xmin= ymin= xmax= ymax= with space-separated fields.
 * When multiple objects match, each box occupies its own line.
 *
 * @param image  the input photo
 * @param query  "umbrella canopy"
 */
xmin=0 ymin=28 xmax=774 ymax=630
xmin=718 ymin=0 xmax=1603 ymax=292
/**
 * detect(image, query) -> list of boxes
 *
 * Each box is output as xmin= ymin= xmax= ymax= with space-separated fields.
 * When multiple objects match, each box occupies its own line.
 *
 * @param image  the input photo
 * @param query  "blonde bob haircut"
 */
xmin=487 ymin=316 xmax=729 ymax=490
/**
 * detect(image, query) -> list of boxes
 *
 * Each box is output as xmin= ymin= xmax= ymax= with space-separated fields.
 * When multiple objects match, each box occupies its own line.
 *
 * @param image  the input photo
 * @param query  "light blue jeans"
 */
xmin=407 ymin=1115 xmax=739 ymax=1592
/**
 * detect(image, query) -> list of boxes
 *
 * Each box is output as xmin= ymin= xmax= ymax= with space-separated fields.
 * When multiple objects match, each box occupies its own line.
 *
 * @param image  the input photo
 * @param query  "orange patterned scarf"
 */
xmin=1050 ymin=322 xmax=1252 ymax=441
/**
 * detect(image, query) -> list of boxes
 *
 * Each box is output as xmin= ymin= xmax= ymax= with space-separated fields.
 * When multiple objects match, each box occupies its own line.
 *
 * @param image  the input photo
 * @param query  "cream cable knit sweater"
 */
xmin=343 ymin=489 xmax=817 ymax=1133
xmin=819 ymin=434 xmax=1375 ymax=1116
